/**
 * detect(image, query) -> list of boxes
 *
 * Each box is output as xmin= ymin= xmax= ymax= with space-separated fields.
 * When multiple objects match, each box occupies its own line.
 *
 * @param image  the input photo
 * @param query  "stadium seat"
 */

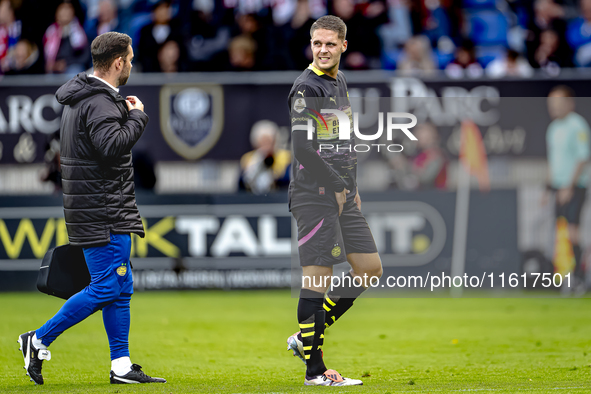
xmin=466 ymin=10 xmax=508 ymax=46
xmin=462 ymin=0 xmax=496 ymax=9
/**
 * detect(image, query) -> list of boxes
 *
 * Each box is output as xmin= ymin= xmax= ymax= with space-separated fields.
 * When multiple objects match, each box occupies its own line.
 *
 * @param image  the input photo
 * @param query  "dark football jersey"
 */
xmin=287 ymin=64 xmax=357 ymax=210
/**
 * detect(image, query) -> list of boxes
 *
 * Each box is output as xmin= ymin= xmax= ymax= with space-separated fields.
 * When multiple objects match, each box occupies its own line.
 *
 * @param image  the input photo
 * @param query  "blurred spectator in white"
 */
xmin=485 ymin=49 xmax=533 ymax=78
xmin=43 ymin=0 xmax=88 ymax=74
xmin=239 ymin=120 xmax=290 ymax=194
xmin=0 ymin=0 xmax=21 ymax=66
xmin=138 ymin=0 xmax=182 ymax=72
xmin=228 ymin=33 xmax=256 ymax=70
xmin=567 ymin=0 xmax=591 ymax=66
xmin=389 ymin=123 xmax=447 ymax=190
xmin=445 ymin=39 xmax=483 ymax=79
xmin=157 ymin=38 xmax=181 ymax=72
xmin=85 ymin=0 xmax=121 ymax=42
xmin=1 ymin=38 xmax=42 ymax=74
xmin=397 ymin=35 xmax=435 ymax=75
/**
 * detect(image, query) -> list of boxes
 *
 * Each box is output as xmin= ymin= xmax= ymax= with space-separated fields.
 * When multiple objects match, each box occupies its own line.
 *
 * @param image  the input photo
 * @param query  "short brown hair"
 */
xmin=549 ymin=84 xmax=575 ymax=98
xmin=310 ymin=15 xmax=347 ymax=41
xmin=91 ymin=32 xmax=131 ymax=72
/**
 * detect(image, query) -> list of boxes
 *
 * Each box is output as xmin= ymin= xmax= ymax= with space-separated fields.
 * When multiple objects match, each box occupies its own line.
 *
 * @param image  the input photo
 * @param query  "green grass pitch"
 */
xmin=1 ymin=290 xmax=591 ymax=393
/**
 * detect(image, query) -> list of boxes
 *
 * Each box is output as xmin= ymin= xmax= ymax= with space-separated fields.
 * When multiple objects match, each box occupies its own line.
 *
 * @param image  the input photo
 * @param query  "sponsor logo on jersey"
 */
xmin=294 ymin=98 xmax=306 ymax=113
xmin=160 ymin=84 xmax=224 ymax=160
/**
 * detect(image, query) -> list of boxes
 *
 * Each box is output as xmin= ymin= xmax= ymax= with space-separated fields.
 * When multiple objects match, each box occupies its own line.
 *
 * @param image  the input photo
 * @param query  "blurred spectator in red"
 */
xmin=85 ymin=0 xmax=120 ymax=42
xmin=43 ymin=0 xmax=88 ymax=74
xmin=389 ymin=123 xmax=447 ymax=190
xmin=486 ymin=49 xmax=534 ymax=78
xmin=397 ymin=35 xmax=435 ymax=75
xmin=444 ymin=39 xmax=483 ymax=79
xmin=157 ymin=38 xmax=183 ymax=72
xmin=411 ymin=123 xmax=447 ymax=189
xmin=1 ymin=38 xmax=42 ymax=74
xmin=228 ymin=34 xmax=256 ymax=70
xmin=239 ymin=120 xmax=290 ymax=194
xmin=138 ymin=0 xmax=182 ymax=72
xmin=0 ymin=0 xmax=21 ymax=66
xmin=331 ymin=0 xmax=386 ymax=69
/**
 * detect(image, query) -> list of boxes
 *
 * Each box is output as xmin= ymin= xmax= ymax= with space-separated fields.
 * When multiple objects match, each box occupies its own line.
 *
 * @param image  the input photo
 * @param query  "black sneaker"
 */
xmin=18 ymin=330 xmax=51 ymax=385
xmin=110 ymin=364 xmax=166 ymax=384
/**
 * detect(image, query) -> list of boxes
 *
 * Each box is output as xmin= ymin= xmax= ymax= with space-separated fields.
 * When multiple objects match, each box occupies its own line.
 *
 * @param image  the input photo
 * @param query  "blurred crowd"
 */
xmin=1 ymin=0 xmax=591 ymax=76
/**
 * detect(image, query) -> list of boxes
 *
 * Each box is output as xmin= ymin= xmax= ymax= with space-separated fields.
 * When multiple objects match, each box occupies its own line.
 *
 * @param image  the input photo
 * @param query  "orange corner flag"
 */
xmin=459 ymin=120 xmax=490 ymax=191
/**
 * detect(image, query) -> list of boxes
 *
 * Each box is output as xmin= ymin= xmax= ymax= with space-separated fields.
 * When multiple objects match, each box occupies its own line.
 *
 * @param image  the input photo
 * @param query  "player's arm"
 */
xmin=290 ymin=85 xmax=347 ymax=193
xmin=567 ymin=125 xmax=591 ymax=190
xmin=86 ymin=96 xmax=149 ymax=159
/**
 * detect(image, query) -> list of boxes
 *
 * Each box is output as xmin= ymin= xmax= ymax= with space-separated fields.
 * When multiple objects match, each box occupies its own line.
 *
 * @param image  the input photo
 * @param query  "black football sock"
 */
xmin=298 ymin=289 xmax=327 ymax=377
xmin=573 ymin=244 xmax=584 ymax=281
xmin=324 ymin=273 xmax=367 ymax=329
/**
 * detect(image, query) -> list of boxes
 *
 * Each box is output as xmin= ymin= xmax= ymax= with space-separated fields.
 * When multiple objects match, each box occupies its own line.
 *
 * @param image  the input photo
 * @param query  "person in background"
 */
xmin=532 ymin=29 xmax=573 ymax=74
xmin=542 ymin=85 xmax=591 ymax=293
xmin=239 ymin=120 xmax=290 ymax=194
xmin=1 ymin=38 xmax=43 ymax=74
xmin=228 ymin=34 xmax=257 ymax=70
xmin=485 ymin=48 xmax=534 ymax=78
xmin=397 ymin=35 xmax=435 ymax=75
xmin=137 ymin=0 xmax=182 ymax=72
xmin=389 ymin=123 xmax=447 ymax=190
xmin=444 ymin=39 xmax=483 ymax=79
xmin=85 ymin=0 xmax=121 ymax=42
xmin=0 ymin=0 xmax=21 ymax=67
xmin=157 ymin=38 xmax=182 ymax=72
xmin=43 ymin=0 xmax=89 ymax=74
xmin=39 ymin=131 xmax=62 ymax=192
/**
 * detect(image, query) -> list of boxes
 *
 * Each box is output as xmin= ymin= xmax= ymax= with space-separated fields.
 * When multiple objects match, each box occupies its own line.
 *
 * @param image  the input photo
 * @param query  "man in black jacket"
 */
xmin=18 ymin=32 xmax=166 ymax=385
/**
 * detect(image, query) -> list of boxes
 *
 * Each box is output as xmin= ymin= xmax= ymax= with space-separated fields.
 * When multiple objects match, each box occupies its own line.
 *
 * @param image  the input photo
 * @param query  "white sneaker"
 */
xmin=286 ymin=331 xmax=306 ymax=364
xmin=305 ymin=369 xmax=363 ymax=386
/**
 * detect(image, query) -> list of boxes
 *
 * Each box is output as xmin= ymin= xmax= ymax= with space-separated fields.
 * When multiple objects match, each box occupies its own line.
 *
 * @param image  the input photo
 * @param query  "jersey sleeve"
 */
xmin=290 ymin=84 xmax=347 ymax=193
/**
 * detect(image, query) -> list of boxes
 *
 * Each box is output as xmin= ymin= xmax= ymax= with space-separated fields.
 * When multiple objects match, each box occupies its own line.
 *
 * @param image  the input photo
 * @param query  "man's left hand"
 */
xmin=354 ymin=189 xmax=361 ymax=210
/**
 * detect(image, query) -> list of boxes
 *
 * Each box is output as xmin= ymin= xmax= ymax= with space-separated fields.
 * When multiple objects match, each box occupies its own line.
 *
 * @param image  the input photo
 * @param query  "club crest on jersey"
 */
xmin=116 ymin=266 xmax=127 ymax=276
xmin=331 ymin=244 xmax=341 ymax=258
xmin=160 ymin=84 xmax=224 ymax=160
xmin=294 ymin=98 xmax=306 ymax=113
xmin=319 ymin=187 xmax=325 ymax=195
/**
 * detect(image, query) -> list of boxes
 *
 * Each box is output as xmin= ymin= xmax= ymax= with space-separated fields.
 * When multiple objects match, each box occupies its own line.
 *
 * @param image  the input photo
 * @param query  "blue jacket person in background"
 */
xmin=17 ymin=31 xmax=166 ymax=385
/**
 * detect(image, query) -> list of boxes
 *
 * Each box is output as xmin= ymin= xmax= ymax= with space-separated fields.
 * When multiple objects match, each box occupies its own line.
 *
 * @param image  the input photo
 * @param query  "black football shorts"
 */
xmin=292 ymin=199 xmax=378 ymax=267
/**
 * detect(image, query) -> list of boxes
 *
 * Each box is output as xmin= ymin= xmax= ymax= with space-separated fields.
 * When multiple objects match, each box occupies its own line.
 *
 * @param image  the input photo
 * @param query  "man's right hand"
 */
xmin=125 ymin=96 xmax=144 ymax=112
xmin=335 ymin=188 xmax=350 ymax=216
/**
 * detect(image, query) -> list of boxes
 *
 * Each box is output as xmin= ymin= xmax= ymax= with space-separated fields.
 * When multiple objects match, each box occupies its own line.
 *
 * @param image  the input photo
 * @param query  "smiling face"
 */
xmin=310 ymin=28 xmax=347 ymax=78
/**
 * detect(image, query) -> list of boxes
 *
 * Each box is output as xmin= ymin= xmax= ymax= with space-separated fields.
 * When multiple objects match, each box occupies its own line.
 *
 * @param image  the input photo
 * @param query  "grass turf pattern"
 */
xmin=1 ymin=290 xmax=590 ymax=393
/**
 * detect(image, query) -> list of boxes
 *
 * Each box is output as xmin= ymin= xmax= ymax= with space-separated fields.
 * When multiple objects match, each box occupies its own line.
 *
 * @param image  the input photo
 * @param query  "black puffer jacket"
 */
xmin=56 ymin=73 xmax=148 ymax=246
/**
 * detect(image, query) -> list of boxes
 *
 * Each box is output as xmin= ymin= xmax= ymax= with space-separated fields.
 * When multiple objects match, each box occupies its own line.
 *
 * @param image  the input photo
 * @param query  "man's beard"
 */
xmin=118 ymin=65 xmax=130 ymax=86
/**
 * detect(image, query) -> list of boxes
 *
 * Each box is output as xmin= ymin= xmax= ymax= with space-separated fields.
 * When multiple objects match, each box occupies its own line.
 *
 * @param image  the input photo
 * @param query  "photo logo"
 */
xmin=293 ymin=107 xmax=418 ymax=153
